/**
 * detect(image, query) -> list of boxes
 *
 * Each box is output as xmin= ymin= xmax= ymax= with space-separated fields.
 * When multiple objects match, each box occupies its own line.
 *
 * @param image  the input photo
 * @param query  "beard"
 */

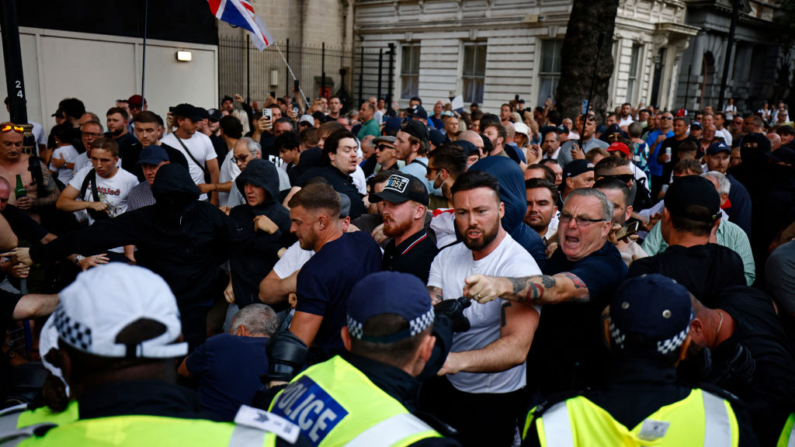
xmin=524 ymin=212 xmax=550 ymax=232
xmin=111 ymin=128 xmax=123 ymax=137
xmin=383 ymin=215 xmax=412 ymax=238
xmin=298 ymin=231 xmax=318 ymax=251
xmin=461 ymin=219 xmax=500 ymax=251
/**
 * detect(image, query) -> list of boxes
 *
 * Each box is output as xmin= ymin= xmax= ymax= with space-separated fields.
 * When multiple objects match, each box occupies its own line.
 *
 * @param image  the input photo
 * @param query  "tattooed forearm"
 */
xmin=428 ymin=286 xmax=443 ymax=305
xmin=509 ymin=275 xmax=557 ymax=304
xmin=33 ymin=162 xmax=60 ymax=207
xmin=504 ymin=273 xmax=588 ymax=305
xmin=562 ymin=272 xmax=586 ymax=289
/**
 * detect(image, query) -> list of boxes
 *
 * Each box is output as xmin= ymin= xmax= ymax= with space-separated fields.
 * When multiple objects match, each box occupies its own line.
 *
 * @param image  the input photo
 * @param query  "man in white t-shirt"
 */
xmin=424 ymin=170 xmax=541 ymax=447
xmin=56 ymin=138 xmax=139 ymax=256
xmin=160 ymin=104 xmax=219 ymax=205
xmin=618 ymin=102 xmax=635 ymax=128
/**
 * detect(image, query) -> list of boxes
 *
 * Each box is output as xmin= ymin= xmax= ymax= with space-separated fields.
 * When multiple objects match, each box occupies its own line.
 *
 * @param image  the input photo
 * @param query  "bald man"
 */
xmin=768 ymin=132 xmax=782 ymax=151
xmin=456 ymin=130 xmax=484 ymax=158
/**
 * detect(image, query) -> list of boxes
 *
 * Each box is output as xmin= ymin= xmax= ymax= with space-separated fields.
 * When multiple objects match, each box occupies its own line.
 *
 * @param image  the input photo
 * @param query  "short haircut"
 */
xmin=80 ymin=120 xmax=104 ymax=133
xmin=90 ymin=137 xmax=119 ymax=158
xmin=525 ymin=163 xmax=556 ymax=184
xmin=229 ymin=304 xmax=278 ymax=336
xmin=288 ymin=182 xmax=341 ymax=218
xmin=546 ymin=109 xmax=561 ymax=126
xmin=299 ymin=127 xmax=319 ymax=147
xmin=51 ymin=124 xmax=74 ymax=144
xmin=59 ymin=98 xmax=86 ymax=120
xmin=715 ymin=112 xmax=726 ymax=120
xmin=673 ymin=159 xmax=703 ymax=175
xmin=627 ymin=122 xmax=643 ymax=138
xmin=323 ymin=128 xmax=355 ymax=163
xmin=524 ymin=178 xmax=559 ymax=205
xmin=237 ymin=137 xmax=262 ymax=157
xmin=482 ymin=123 xmax=507 ymax=146
xmin=349 ymin=313 xmax=432 ymax=368
xmin=595 ymin=156 xmax=630 ymax=177
xmin=83 ymin=112 xmax=101 ymax=123
xmin=106 ymin=107 xmax=129 ymax=121
xmin=362 ymin=102 xmax=375 ymax=113
xmin=133 ymin=111 xmax=158 ymax=125
xmin=669 ymin=208 xmax=714 ymax=237
xmin=479 ymin=113 xmax=500 ymax=130
xmin=274 ymin=117 xmax=294 ymax=129
xmin=594 ymin=177 xmax=631 ymax=208
xmin=586 ymin=147 xmax=610 ymax=164
xmin=470 ymin=110 xmax=484 ymax=121
xmin=622 ymin=102 xmax=632 ymax=107
xmin=673 ymin=117 xmax=687 ymax=126
xmin=371 ymin=169 xmax=397 ymax=187
xmin=678 ymin=140 xmax=698 ymax=154
xmin=777 ymin=125 xmax=795 ymax=137
xmin=427 ymin=144 xmax=467 ymax=180
xmin=219 ymin=115 xmax=243 ymax=139
xmin=318 ymin=120 xmax=344 ymax=140
xmin=747 ymin=115 xmax=763 ymax=128
xmin=564 ymin=188 xmax=613 ymax=221
xmin=410 ymin=96 xmax=422 ymax=105
xmin=275 ymin=131 xmax=300 ymax=152
xmin=451 ymin=170 xmax=501 ymax=202
xmin=701 ymin=171 xmax=731 ymax=196
xmin=539 ymin=158 xmax=560 ymax=169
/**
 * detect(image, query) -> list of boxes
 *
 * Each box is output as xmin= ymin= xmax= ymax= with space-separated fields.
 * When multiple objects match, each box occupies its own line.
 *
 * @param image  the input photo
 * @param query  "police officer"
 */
xmin=0 ymin=264 xmax=309 ymax=446
xmin=521 ymin=274 xmax=758 ymax=446
xmin=263 ymin=271 xmax=462 ymax=446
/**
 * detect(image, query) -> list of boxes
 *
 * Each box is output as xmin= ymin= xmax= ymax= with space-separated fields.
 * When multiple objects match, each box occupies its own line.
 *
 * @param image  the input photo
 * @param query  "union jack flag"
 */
xmin=208 ymin=0 xmax=274 ymax=51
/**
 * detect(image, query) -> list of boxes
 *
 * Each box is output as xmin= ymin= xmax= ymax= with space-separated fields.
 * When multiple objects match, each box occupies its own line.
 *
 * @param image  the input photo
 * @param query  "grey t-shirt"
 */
xmin=766 ymin=241 xmax=795 ymax=314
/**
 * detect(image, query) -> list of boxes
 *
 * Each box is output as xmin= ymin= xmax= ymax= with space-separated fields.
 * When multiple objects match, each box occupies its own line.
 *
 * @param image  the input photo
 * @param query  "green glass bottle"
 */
xmin=14 ymin=174 xmax=26 ymax=199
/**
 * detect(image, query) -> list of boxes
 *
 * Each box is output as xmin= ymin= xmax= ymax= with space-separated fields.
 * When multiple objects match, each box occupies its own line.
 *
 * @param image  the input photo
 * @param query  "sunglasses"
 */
xmin=375 ymin=144 xmax=395 ymax=151
xmin=1 ymin=124 xmax=23 ymax=133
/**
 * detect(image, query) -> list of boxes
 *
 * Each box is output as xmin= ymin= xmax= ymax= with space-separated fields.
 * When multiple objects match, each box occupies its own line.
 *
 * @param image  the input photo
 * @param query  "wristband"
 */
xmin=74 ymin=255 xmax=85 ymax=265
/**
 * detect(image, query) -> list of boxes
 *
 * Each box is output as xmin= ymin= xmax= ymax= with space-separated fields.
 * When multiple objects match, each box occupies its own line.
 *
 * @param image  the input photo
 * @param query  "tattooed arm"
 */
xmin=427 ymin=286 xmax=443 ymax=305
xmin=463 ymin=272 xmax=590 ymax=305
xmin=32 ymin=161 xmax=60 ymax=207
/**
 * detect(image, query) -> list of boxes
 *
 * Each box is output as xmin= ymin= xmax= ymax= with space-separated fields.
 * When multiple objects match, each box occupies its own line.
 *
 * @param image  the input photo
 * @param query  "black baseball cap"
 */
xmin=195 ymin=107 xmax=210 ymax=121
xmin=409 ymin=105 xmax=428 ymax=120
xmin=369 ymin=172 xmax=429 ymax=206
xmin=171 ymin=104 xmax=203 ymax=122
xmin=562 ymin=159 xmax=594 ymax=180
xmin=208 ymin=108 xmax=223 ymax=122
xmin=664 ymin=176 xmax=720 ymax=223
xmin=400 ymin=119 xmax=429 ymax=143
xmin=690 ymin=121 xmax=703 ymax=130
xmin=453 ymin=140 xmax=480 ymax=157
xmin=556 ymin=124 xmax=570 ymax=134
xmin=429 ymin=129 xmax=445 ymax=147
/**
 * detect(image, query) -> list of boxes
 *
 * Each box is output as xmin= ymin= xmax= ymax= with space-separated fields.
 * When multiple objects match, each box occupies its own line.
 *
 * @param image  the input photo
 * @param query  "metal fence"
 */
xmin=218 ymin=35 xmax=397 ymax=112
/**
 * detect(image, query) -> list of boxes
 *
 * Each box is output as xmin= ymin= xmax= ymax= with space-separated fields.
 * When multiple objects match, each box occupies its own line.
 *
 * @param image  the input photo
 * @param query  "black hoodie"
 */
xmin=31 ymin=164 xmax=252 ymax=309
xmin=229 ymin=159 xmax=296 ymax=308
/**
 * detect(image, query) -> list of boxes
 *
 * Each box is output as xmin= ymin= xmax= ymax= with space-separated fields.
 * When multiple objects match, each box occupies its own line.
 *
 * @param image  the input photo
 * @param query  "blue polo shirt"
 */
xmin=296 ymin=231 xmax=383 ymax=360
xmin=645 ymin=129 xmax=674 ymax=177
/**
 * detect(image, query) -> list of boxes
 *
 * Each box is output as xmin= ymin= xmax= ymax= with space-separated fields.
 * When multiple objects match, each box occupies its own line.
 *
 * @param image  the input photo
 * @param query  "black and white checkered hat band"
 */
xmin=608 ymin=318 xmax=625 ymax=350
xmin=609 ymin=310 xmax=694 ymax=354
xmin=53 ymin=305 xmax=92 ymax=351
xmin=409 ymin=308 xmax=435 ymax=336
xmin=347 ymin=315 xmax=364 ymax=340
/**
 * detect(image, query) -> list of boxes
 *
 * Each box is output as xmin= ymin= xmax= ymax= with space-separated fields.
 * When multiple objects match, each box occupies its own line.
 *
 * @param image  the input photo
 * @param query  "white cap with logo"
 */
xmin=53 ymin=264 xmax=187 ymax=359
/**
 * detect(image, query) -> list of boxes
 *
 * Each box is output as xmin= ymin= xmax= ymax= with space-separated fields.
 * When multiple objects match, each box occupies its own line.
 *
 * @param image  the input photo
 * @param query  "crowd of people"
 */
xmin=0 ymin=90 xmax=794 ymax=446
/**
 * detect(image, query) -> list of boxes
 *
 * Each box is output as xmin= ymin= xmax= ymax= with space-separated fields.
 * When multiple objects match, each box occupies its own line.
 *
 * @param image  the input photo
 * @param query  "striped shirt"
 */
xmin=642 ymin=218 xmax=755 ymax=285
xmin=127 ymin=181 xmax=156 ymax=212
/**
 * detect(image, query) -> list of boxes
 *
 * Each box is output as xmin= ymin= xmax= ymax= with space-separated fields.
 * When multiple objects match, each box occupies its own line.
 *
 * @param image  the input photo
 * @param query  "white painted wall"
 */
xmin=0 ymin=27 xmax=218 ymax=134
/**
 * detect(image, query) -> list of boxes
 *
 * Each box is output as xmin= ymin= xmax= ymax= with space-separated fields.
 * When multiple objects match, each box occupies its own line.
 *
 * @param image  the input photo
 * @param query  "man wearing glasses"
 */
xmin=461 ymin=188 xmax=627 ymax=398
xmin=557 ymin=112 xmax=609 ymax=169
xmin=645 ymin=111 xmax=674 ymax=199
xmin=0 ymin=122 xmax=60 ymax=223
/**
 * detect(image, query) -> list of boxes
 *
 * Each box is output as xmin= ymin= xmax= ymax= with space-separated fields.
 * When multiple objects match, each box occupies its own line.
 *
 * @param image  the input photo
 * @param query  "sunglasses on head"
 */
xmin=1 ymin=124 xmax=23 ymax=133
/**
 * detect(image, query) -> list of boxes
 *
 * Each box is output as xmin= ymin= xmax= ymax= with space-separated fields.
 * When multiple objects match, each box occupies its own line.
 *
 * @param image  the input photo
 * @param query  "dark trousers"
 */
xmin=420 ymin=376 xmax=525 ymax=447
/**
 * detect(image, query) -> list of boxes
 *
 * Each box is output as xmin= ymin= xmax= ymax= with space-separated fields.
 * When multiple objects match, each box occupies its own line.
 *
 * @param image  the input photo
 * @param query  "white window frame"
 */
xmin=537 ymin=39 xmax=563 ymax=108
xmin=626 ymin=43 xmax=643 ymax=104
xmin=400 ymin=44 xmax=421 ymax=100
xmin=462 ymin=42 xmax=487 ymax=104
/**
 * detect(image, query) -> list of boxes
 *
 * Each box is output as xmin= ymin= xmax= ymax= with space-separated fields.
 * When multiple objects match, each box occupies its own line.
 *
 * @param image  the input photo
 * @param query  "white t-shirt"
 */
xmin=619 ymin=116 xmax=635 ymax=127
xmin=716 ymin=128 xmax=733 ymax=147
xmin=69 ymin=166 xmax=139 ymax=225
xmin=161 ymin=132 xmax=217 ymax=200
xmin=724 ymin=105 xmax=737 ymax=121
xmin=352 ymin=165 xmax=367 ymax=195
xmin=73 ymin=152 xmax=121 ymax=174
xmin=427 ymin=234 xmax=541 ymax=394
xmin=49 ymin=145 xmax=80 ymax=185
xmin=30 ymin=121 xmax=46 ymax=148
xmin=272 ymin=241 xmax=314 ymax=279
xmin=218 ymin=150 xmax=240 ymax=208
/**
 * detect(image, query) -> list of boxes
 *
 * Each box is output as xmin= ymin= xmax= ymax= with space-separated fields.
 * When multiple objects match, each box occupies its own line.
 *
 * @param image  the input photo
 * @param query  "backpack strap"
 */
xmin=27 ymin=156 xmax=45 ymax=196
xmin=79 ymin=169 xmax=100 ymax=203
xmin=174 ymin=135 xmax=208 ymax=175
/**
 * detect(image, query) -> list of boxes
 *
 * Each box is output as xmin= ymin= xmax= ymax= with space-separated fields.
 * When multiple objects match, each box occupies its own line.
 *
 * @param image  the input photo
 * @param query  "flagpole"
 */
xmin=273 ymin=42 xmax=309 ymax=108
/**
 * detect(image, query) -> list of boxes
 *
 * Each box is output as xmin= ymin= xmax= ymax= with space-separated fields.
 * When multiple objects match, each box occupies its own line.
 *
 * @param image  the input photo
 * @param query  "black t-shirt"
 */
xmin=382 ymin=229 xmax=439 ymax=284
xmin=0 ymin=289 xmax=22 ymax=340
xmin=712 ymin=286 xmax=795 ymax=445
xmin=2 ymin=204 xmax=47 ymax=243
xmin=121 ymin=142 xmax=190 ymax=182
xmin=528 ymin=242 xmax=628 ymax=395
xmin=209 ymin=134 xmax=227 ymax=165
xmin=659 ymin=136 xmax=698 ymax=183
xmin=627 ymin=243 xmax=745 ymax=306
xmin=295 ymin=232 xmax=382 ymax=361
xmin=296 ymin=166 xmax=367 ymax=219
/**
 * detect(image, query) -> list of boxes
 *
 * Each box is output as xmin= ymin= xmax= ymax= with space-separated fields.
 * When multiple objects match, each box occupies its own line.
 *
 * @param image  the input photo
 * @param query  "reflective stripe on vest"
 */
xmin=228 ymin=425 xmax=267 ymax=447
xmin=345 ymin=413 xmax=436 ymax=447
xmin=535 ymin=389 xmax=738 ymax=446
xmin=269 ymin=355 xmax=441 ymax=447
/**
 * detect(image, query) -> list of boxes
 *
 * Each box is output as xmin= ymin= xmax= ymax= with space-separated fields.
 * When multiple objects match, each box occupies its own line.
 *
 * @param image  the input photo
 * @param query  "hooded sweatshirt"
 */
xmin=31 ymin=164 xmax=251 ymax=309
xmin=470 ymin=157 xmax=547 ymax=270
xmin=229 ymin=159 xmax=295 ymax=308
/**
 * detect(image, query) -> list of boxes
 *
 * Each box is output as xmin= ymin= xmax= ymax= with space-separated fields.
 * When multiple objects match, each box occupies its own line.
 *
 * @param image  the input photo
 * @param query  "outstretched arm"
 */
xmin=463 ymin=272 xmax=590 ymax=305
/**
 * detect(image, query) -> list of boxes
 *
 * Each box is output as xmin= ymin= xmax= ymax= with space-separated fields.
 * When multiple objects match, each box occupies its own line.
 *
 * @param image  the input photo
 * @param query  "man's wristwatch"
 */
xmin=74 ymin=255 xmax=85 ymax=265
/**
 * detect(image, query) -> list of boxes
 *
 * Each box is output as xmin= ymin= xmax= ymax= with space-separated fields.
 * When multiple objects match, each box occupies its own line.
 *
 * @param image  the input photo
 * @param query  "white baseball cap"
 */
xmin=53 ymin=264 xmax=187 ymax=359
xmin=299 ymin=115 xmax=315 ymax=126
xmin=513 ymin=122 xmax=530 ymax=137
xmin=40 ymin=314 xmax=69 ymax=395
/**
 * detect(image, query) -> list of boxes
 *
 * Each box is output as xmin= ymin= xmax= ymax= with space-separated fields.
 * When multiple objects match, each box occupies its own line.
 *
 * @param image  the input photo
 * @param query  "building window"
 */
xmin=463 ymin=43 xmax=487 ymax=104
xmin=627 ymin=43 xmax=642 ymax=103
xmin=538 ymin=39 xmax=563 ymax=107
xmin=401 ymin=44 xmax=420 ymax=99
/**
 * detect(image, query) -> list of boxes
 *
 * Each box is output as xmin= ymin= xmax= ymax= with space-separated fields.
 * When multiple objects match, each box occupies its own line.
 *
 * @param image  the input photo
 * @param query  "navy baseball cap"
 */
xmin=370 ymin=172 xmax=429 ymax=206
xmin=409 ymin=105 xmax=428 ymax=120
xmin=137 ymin=145 xmax=170 ymax=165
xmin=562 ymin=159 xmax=594 ymax=180
xmin=556 ymin=124 xmax=570 ymax=134
xmin=706 ymin=141 xmax=731 ymax=156
xmin=429 ymin=129 xmax=446 ymax=147
xmin=690 ymin=121 xmax=702 ymax=130
xmin=664 ymin=175 xmax=720 ymax=223
xmin=453 ymin=140 xmax=480 ymax=157
xmin=609 ymin=274 xmax=694 ymax=355
xmin=383 ymin=117 xmax=403 ymax=136
xmin=347 ymin=271 xmax=435 ymax=343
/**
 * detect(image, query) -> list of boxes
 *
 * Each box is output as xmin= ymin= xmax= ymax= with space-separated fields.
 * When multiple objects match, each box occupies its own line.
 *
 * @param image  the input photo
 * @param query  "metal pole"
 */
xmin=321 ymin=42 xmax=326 ymax=98
xmin=683 ymin=65 xmax=692 ymax=112
xmin=377 ymin=48 xmax=383 ymax=102
xmin=718 ymin=0 xmax=740 ymax=111
xmin=358 ymin=47 xmax=365 ymax=106
xmin=285 ymin=38 xmax=290 ymax=97
xmin=141 ymin=0 xmax=148 ymax=104
xmin=387 ymin=43 xmax=395 ymax=106
xmin=272 ymin=42 xmax=309 ymax=107
xmin=246 ymin=34 xmax=251 ymax=103
xmin=0 ymin=0 xmax=34 ymax=156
